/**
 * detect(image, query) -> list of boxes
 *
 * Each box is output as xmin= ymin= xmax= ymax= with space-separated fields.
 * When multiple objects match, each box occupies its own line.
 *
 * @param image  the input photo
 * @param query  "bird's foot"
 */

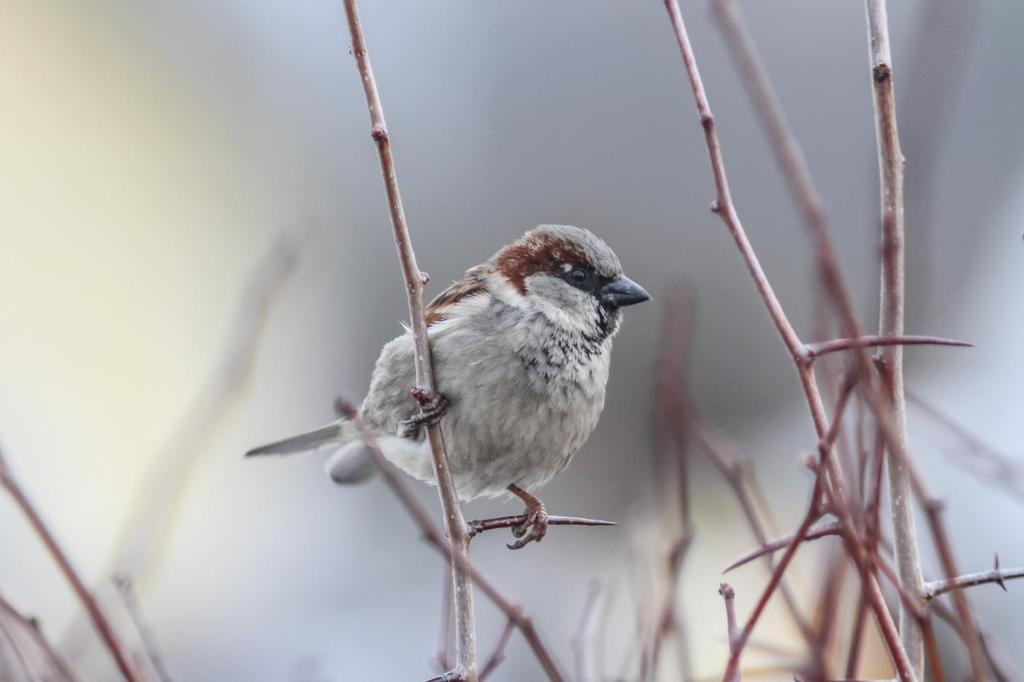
xmin=401 ymin=389 xmax=449 ymax=438
xmin=506 ymin=484 xmax=548 ymax=550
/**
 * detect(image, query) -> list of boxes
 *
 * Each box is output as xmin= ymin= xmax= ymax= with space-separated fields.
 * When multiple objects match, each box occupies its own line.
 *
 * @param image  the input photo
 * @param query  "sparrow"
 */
xmin=247 ymin=224 xmax=650 ymax=548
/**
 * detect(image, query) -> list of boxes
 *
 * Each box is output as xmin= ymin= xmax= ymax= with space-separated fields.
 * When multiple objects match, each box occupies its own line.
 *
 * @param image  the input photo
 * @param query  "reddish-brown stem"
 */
xmin=805 ymin=335 xmax=971 ymax=360
xmin=688 ymin=418 xmax=818 ymax=651
xmin=0 ymin=450 xmax=144 ymax=682
xmin=722 ymin=473 xmax=823 ymax=681
xmin=723 ymin=522 xmax=842 ymax=573
xmin=338 ymin=1 xmax=476 ymax=678
xmin=844 ymin=599 xmax=869 ymax=679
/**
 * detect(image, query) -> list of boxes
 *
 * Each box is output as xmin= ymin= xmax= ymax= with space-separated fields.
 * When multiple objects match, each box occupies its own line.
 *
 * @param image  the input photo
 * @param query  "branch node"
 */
xmin=873 ymin=62 xmax=892 ymax=83
xmin=370 ymin=125 xmax=389 ymax=141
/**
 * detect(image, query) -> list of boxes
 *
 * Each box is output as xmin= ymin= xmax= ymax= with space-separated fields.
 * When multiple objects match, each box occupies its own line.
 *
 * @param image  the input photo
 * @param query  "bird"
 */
xmin=246 ymin=224 xmax=650 ymax=548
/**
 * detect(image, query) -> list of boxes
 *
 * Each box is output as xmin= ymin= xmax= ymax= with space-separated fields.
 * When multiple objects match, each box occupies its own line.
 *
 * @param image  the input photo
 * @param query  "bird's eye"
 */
xmin=567 ymin=266 xmax=590 ymax=287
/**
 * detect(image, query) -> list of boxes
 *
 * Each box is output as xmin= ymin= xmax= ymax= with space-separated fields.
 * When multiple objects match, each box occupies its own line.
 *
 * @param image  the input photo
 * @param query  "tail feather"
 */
xmin=245 ymin=420 xmax=352 ymax=457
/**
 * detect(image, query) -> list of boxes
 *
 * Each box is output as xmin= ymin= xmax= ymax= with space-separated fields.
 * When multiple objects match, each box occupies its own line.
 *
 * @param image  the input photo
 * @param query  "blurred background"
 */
xmin=1 ymin=1 xmax=1022 ymax=680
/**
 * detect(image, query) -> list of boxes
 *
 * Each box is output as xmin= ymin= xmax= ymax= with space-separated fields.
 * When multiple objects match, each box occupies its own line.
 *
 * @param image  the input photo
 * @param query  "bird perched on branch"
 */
xmin=247 ymin=225 xmax=649 ymax=548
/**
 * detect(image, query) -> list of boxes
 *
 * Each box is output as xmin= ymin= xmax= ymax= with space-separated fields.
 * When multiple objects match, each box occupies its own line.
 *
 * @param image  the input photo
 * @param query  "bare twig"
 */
xmin=718 ymin=583 xmax=740 ymax=682
xmin=721 ymin=470 xmax=824 ymax=682
xmin=865 ymin=3 xmax=927 ymax=675
xmin=925 ymin=554 xmax=1024 ymax=600
xmin=723 ymin=522 xmax=843 ymax=574
xmin=339 ymin=1 xmax=476 ymax=678
xmin=467 ymin=514 xmax=615 ymax=539
xmin=0 ymin=448 xmax=144 ymax=682
xmin=804 ymin=335 xmax=971 ymax=360
xmin=112 ymin=575 xmax=173 ymax=682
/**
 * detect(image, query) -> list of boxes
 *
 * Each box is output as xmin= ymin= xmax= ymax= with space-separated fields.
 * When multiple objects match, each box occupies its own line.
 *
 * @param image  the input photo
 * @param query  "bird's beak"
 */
xmin=599 ymin=276 xmax=651 ymax=308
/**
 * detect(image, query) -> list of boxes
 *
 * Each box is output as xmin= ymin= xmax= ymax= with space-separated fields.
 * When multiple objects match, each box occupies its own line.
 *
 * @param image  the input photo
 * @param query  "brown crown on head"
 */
xmin=492 ymin=230 xmax=588 ymax=295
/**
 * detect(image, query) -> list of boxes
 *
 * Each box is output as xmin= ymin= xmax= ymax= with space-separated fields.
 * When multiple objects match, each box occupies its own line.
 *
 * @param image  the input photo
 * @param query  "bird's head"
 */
xmin=488 ymin=224 xmax=650 ymax=337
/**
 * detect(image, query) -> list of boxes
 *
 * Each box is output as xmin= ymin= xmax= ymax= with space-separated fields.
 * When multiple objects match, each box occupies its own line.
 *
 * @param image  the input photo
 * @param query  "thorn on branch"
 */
xmin=467 ymin=514 xmax=615 ymax=541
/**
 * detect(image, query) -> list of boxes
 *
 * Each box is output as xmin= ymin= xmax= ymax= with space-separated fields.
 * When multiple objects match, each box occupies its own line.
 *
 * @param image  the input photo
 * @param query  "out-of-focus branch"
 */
xmin=0 ymin=592 xmax=77 ymax=682
xmin=112 ymin=576 xmax=173 ymax=682
xmin=907 ymin=391 xmax=1024 ymax=505
xmin=722 ymin=470 xmax=825 ymax=682
xmin=0 ymin=448 xmax=144 ymax=682
xmin=99 ymin=228 xmax=305 ymax=606
xmin=925 ymin=555 xmax=1024 ymax=600
xmin=572 ymin=581 xmax=606 ymax=682
xmin=338 ymin=1 xmax=476 ymax=678
xmin=336 ymin=402 xmax=564 ymax=682
xmin=643 ymin=290 xmax=696 ymax=681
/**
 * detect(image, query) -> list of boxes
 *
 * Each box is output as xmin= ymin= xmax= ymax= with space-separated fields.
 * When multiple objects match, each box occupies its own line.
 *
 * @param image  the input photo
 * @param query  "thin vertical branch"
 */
xmin=0 ymin=448 xmax=144 ymax=682
xmin=338 ymin=1 xmax=476 ymax=679
xmin=718 ymin=583 xmax=740 ymax=682
xmin=864 ymin=3 xmax=926 ymax=676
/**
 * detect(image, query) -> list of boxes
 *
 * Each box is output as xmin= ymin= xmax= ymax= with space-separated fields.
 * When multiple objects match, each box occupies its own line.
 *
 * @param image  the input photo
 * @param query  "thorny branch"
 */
xmin=925 ymin=555 xmax=1024 ymax=600
xmin=339 ymin=0 xmax=476 ymax=678
xmin=661 ymin=1 xmax=915 ymax=678
xmin=865 ymin=1 xmax=927 ymax=674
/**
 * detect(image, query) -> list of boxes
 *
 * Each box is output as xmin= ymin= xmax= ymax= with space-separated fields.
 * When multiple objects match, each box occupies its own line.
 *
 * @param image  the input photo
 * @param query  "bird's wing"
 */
xmin=424 ymin=265 xmax=488 ymax=327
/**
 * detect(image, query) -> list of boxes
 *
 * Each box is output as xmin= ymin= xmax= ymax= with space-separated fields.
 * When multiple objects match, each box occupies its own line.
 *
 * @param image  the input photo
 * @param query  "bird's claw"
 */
xmin=506 ymin=503 xmax=548 ymax=550
xmin=401 ymin=391 xmax=449 ymax=438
